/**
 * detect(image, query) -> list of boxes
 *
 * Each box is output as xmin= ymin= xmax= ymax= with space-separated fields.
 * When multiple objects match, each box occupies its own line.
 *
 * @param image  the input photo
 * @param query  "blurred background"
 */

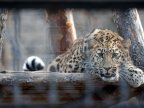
xmin=3 ymin=9 xmax=144 ymax=71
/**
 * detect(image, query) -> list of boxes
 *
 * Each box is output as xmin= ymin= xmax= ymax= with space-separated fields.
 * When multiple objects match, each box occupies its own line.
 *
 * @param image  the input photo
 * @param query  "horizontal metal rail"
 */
xmin=0 ymin=1 xmax=143 ymax=9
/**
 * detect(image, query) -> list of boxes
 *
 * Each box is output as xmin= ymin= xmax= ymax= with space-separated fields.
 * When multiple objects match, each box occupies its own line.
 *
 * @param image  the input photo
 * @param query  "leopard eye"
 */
xmin=98 ymin=53 xmax=104 ymax=57
xmin=112 ymin=52 xmax=119 ymax=58
xmin=97 ymin=49 xmax=104 ymax=58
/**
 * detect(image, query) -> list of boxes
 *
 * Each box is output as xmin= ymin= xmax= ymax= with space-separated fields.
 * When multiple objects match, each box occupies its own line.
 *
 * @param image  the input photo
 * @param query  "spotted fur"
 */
xmin=47 ymin=29 xmax=144 ymax=87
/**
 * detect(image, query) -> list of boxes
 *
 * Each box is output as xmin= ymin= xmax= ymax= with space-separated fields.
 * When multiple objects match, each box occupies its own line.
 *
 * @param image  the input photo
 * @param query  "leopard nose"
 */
xmin=104 ymin=67 xmax=111 ymax=71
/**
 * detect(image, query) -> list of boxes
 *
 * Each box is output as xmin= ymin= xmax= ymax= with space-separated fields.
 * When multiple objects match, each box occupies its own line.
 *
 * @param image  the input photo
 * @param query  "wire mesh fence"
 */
xmin=0 ymin=8 xmax=144 ymax=108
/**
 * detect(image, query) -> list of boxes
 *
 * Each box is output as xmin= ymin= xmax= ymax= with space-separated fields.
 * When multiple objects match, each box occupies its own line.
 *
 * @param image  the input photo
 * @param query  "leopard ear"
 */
xmin=83 ymin=29 xmax=100 ymax=51
xmin=83 ymin=38 xmax=91 ymax=52
xmin=83 ymin=36 xmax=97 ymax=52
xmin=122 ymin=38 xmax=131 ymax=49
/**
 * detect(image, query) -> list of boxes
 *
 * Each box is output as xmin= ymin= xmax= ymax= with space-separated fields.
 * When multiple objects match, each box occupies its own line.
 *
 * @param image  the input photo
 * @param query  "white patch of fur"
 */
xmin=23 ymin=56 xmax=45 ymax=71
xmin=101 ymin=70 xmax=119 ymax=82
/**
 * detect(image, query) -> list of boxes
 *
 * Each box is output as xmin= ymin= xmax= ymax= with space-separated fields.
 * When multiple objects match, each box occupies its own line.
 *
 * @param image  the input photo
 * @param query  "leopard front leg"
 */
xmin=119 ymin=64 xmax=144 ymax=87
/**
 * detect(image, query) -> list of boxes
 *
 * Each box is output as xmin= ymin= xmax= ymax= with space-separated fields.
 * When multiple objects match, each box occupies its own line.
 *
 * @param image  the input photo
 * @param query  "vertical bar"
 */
xmin=47 ymin=74 xmax=59 ymax=104
xmin=13 ymin=83 xmax=22 ymax=108
xmin=12 ymin=10 xmax=21 ymax=71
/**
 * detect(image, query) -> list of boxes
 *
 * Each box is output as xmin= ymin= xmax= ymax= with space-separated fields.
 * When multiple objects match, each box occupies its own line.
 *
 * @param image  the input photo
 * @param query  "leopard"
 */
xmin=47 ymin=29 xmax=144 ymax=87
xmin=23 ymin=29 xmax=144 ymax=87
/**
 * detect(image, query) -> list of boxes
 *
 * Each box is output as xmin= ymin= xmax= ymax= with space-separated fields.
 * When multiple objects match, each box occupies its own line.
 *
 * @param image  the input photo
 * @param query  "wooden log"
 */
xmin=46 ymin=9 xmax=77 ymax=56
xmin=113 ymin=8 xmax=144 ymax=70
xmin=0 ymin=72 xmax=143 ymax=107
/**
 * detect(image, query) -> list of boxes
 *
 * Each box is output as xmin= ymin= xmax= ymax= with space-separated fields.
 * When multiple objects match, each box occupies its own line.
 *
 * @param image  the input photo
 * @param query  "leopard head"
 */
xmin=83 ymin=29 xmax=131 ymax=82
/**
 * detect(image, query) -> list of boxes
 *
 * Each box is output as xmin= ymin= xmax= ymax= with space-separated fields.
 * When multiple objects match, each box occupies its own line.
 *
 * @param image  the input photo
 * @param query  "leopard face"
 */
xmin=84 ymin=29 xmax=131 ymax=82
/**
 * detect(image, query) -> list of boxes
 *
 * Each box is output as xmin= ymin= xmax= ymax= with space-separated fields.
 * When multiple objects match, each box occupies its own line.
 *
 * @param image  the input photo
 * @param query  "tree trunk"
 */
xmin=113 ymin=8 xmax=144 ymax=70
xmin=113 ymin=8 xmax=144 ymax=107
xmin=46 ymin=9 xmax=77 ymax=56
xmin=0 ymin=9 xmax=8 ymax=70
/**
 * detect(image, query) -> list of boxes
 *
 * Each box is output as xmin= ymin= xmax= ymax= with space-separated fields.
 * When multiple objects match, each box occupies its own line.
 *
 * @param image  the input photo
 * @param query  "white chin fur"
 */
xmin=101 ymin=72 xmax=119 ymax=82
